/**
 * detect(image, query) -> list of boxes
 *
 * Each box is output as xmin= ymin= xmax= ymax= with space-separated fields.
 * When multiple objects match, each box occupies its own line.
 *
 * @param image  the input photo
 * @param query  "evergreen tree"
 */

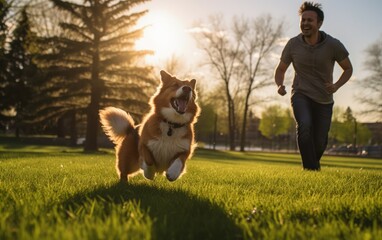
xmin=0 ymin=0 xmax=8 ymax=63
xmin=0 ymin=0 xmax=10 ymax=128
xmin=37 ymin=0 xmax=154 ymax=151
xmin=2 ymin=6 xmax=38 ymax=137
xmin=339 ymin=107 xmax=371 ymax=146
xmin=329 ymin=107 xmax=372 ymax=146
xmin=343 ymin=107 xmax=355 ymax=122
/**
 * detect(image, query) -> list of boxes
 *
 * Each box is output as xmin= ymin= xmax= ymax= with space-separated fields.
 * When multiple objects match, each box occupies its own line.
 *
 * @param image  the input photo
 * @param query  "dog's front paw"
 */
xmin=141 ymin=161 xmax=155 ymax=180
xmin=166 ymin=158 xmax=184 ymax=182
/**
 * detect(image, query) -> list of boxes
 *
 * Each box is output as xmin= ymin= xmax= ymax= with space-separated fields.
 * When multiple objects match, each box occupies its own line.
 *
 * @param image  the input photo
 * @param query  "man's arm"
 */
xmin=325 ymin=57 xmax=353 ymax=94
xmin=274 ymin=60 xmax=290 ymax=96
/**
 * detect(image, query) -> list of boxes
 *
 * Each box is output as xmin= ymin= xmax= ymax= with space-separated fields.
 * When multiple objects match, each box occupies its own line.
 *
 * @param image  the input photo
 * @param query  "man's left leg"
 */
xmin=312 ymin=102 xmax=334 ymax=168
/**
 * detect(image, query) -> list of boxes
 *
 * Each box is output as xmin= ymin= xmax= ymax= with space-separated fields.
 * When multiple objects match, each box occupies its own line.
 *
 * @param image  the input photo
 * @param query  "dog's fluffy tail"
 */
xmin=99 ymin=107 xmax=135 ymax=144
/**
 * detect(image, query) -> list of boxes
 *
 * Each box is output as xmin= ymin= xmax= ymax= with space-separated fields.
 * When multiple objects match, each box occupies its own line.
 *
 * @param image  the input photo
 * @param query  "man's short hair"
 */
xmin=299 ymin=1 xmax=324 ymax=22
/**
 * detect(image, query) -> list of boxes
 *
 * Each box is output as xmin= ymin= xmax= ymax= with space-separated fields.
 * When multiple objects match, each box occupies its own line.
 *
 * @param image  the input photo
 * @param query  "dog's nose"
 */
xmin=182 ymin=86 xmax=191 ymax=93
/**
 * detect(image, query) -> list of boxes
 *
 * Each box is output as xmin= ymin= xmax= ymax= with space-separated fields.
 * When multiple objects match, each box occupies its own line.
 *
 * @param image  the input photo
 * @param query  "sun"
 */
xmin=135 ymin=11 xmax=187 ymax=63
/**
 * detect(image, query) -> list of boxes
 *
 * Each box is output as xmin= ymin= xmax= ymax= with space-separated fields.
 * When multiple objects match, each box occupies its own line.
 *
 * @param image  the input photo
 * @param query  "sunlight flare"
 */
xmin=136 ymin=11 xmax=187 ymax=63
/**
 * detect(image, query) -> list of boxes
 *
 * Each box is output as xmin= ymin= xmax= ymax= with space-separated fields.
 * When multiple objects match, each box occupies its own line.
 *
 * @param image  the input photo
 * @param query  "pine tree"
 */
xmin=37 ymin=0 xmax=154 ymax=151
xmin=334 ymin=107 xmax=372 ymax=145
xmin=0 ymin=0 xmax=10 ymax=127
xmin=2 ymin=6 xmax=38 ymax=137
xmin=0 ymin=0 xmax=8 ymax=63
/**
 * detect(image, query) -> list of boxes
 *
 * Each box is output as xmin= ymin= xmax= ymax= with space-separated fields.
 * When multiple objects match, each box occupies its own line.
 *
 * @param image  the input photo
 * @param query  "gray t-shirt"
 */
xmin=281 ymin=31 xmax=349 ymax=104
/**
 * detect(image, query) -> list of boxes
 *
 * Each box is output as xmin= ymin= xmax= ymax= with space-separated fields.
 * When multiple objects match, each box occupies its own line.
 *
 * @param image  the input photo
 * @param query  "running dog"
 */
xmin=99 ymin=70 xmax=200 ymax=182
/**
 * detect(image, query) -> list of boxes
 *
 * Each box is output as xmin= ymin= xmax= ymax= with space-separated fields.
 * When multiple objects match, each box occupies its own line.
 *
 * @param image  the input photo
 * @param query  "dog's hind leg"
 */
xmin=116 ymin=134 xmax=140 ymax=182
xmin=116 ymin=154 xmax=128 ymax=182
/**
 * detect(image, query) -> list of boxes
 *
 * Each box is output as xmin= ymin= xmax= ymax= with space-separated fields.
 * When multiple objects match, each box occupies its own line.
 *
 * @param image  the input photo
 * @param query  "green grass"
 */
xmin=0 ymin=145 xmax=381 ymax=240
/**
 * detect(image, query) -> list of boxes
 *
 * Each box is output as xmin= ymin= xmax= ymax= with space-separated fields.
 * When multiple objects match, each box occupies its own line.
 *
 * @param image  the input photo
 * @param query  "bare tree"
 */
xmin=193 ymin=14 xmax=244 ymax=150
xmin=235 ymin=15 xmax=284 ymax=151
xmin=358 ymin=37 xmax=382 ymax=121
xmin=193 ymin=14 xmax=284 ymax=151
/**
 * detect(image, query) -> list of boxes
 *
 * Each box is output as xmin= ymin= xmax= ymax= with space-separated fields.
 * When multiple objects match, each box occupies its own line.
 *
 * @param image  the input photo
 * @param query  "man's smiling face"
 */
xmin=300 ymin=10 xmax=322 ymax=38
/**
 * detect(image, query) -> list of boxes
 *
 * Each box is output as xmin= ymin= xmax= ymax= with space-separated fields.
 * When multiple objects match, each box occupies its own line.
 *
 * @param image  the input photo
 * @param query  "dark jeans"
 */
xmin=291 ymin=92 xmax=333 ymax=170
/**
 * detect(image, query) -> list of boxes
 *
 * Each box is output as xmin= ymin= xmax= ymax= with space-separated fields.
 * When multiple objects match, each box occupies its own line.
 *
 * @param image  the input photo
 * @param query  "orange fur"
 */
xmin=99 ymin=70 xmax=200 ymax=182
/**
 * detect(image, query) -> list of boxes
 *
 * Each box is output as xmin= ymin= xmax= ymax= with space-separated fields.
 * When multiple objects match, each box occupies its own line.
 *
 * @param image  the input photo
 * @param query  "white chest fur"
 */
xmin=147 ymin=122 xmax=190 ymax=171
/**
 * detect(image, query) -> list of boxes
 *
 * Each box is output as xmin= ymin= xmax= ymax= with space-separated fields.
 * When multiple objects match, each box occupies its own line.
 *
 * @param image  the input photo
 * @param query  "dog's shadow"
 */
xmin=62 ymin=181 xmax=242 ymax=239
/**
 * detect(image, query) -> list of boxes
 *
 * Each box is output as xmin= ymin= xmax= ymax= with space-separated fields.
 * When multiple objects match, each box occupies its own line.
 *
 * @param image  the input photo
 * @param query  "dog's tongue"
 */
xmin=176 ymin=99 xmax=188 ymax=113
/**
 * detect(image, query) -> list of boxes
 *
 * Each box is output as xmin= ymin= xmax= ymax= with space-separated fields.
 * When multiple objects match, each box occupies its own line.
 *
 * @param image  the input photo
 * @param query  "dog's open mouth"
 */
xmin=171 ymin=95 xmax=190 ymax=114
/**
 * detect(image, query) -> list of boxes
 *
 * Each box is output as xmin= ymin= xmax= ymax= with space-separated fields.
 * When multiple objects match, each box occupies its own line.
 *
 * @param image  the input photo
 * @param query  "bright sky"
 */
xmin=135 ymin=0 xmax=382 ymax=122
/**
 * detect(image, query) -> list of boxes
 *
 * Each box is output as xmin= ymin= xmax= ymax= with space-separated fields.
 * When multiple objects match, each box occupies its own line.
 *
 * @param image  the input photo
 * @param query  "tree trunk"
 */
xmin=228 ymin=98 xmax=236 ymax=151
xmin=240 ymin=103 xmax=249 ymax=152
xmin=69 ymin=109 xmax=77 ymax=147
xmin=57 ymin=116 xmax=65 ymax=138
xmin=15 ymin=125 xmax=20 ymax=138
xmin=240 ymin=78 xmax=255 ymax=152
xmin=84 ymin=39 xmax=101 ymax=152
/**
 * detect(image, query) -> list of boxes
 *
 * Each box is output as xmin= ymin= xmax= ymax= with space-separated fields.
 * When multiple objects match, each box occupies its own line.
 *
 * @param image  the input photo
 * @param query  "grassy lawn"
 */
xmin=0 ymin=144 xmax=381 ymax=239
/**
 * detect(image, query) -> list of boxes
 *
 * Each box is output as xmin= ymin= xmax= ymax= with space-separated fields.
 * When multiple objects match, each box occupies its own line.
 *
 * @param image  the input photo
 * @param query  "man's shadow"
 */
xmin=62 ymin=181 xmax=242 ymax=239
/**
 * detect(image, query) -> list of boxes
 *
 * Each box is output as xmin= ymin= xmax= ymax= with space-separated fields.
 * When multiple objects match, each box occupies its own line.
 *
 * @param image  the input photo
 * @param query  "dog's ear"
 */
xmin=160 ymin=70 xmax=172 ymax=83
xmin=190 ymin=79 xmax=196 ymax=89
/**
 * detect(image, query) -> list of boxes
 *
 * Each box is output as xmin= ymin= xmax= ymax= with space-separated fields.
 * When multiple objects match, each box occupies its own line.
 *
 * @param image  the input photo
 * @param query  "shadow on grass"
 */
xmin=195 ymin=148 xmax=302 ymax=167
xmin=62 ymin=182 xmax=242 ymax=240
xmin=321 ymin=161 xmax=382 ymax=170
xmin=195 ymin=148 xmax=382 ymax=170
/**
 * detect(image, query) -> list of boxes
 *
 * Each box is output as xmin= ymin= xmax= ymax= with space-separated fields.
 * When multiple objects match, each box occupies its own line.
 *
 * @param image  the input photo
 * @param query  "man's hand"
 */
xmin=277 ymin=85 xmax=287 ymax=96
xmin=274 ymin=61 xmax=290 ymax=97
xmin=325 ymin=82 xmax=338 ymax=94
